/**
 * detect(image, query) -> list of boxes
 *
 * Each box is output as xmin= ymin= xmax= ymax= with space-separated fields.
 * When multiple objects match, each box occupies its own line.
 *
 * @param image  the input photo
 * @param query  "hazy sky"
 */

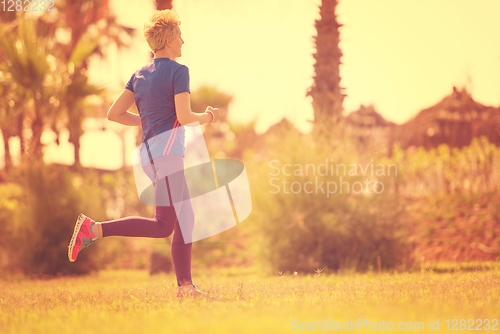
xmin=89 ymin=0 xmax=500 ymax=134
xmin=2 ymin=0 xmax=500 ymax=168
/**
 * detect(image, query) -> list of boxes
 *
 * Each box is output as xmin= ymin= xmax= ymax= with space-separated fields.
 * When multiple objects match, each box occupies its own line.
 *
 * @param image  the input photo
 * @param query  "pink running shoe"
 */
xmin=68 ymin=213 xmax=98 ymax=262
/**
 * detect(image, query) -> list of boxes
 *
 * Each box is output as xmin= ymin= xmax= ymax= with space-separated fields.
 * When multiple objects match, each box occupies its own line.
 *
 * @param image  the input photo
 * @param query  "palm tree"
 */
xmin=155 ymin=0 xmax=173 ymax=10
xmin=0 ymin=77 xmax=16 ymax=170
xmin=0 ymin=68 xmax=32 ymax=170
xmin=307 ymin=0 xmax=345 ymax=136
xmin=0 ymin=2 xmax=135 ymax=167
xmin=50 ymin=0 xmax=135 ymax=167
xmin=64 ymin=46 xmax=106 ymax=168
xmin=0 ymin=18 xmax=53 ymax=160
xmin=54 ymin=0 xmax=135 ymax=61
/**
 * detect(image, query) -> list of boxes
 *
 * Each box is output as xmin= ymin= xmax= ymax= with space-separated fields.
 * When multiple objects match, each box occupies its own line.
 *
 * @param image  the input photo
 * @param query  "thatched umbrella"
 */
xmin=344 ymin=104 xmax=396 ymax=156
xmin=262 ymin=118 xmax=301 ymax=139
xmin=393 ymin=87 xmax=500 ymax=150
xmin=346 ymin=104 xmax=395 ymax=128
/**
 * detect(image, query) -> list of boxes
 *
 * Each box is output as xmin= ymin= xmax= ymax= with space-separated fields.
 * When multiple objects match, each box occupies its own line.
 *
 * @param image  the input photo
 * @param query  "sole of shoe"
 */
xmin=68 ymin=213 xmax=86 ymax=263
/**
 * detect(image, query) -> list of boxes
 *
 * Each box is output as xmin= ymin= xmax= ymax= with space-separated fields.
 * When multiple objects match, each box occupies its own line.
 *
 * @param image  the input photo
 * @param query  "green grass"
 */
xmin=1 ymin=268 xmax=499 ymax=333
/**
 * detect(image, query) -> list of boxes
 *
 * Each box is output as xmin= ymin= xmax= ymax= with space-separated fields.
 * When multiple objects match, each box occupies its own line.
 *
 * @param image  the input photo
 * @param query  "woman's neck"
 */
xmin=154 ymin=48 xmax=176 ymax=60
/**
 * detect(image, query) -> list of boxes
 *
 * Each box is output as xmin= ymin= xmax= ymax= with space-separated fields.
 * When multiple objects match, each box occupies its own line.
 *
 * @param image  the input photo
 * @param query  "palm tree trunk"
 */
xmin=155 ymin=0 xmax=173 ymax=10
xmin=68 ymin=111 xmax=83 ymax=169
xmin=29 ymin=88 xmax=44 ymax=160
xmin=30 ymin=118 xmax=44 ymax=160
xmin=17 ymin=111 xmax=25 ymax=161
xmin=1 ymin=129 xmax=11 ymax=171
xmin=307 ymin=0 xmax=345 ymax=136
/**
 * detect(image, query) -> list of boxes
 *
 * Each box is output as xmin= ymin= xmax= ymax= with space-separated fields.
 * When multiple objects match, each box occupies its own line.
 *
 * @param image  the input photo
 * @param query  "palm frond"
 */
xmin=69 ymin=33 xmax=100 ymax=66
xmin=0 ymin=17 xmax=50 ymax=90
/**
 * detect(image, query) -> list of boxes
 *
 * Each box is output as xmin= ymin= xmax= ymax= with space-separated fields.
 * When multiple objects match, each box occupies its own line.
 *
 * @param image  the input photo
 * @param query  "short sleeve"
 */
xmin=125 ymin=73 xmax=135 ymax=92
xmin=173 ymin=65 xmax=190 ymax=95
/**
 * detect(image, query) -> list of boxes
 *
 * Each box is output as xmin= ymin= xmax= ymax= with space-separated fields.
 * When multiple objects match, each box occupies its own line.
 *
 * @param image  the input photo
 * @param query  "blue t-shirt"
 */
xmin=125 ymin=58 xmax=190 ymax=165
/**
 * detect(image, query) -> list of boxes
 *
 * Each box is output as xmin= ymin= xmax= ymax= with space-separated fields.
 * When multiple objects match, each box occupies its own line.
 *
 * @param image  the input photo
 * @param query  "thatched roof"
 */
xmin=393 ymin=87 xmax=500 ymax=149
xmin=342 ymin=105 xmax=396 ymax=156
xmin=476 ymin=111 xmax=500 ymax=145
xmin=345 ymin=104 xmax=395 ymax=128
xmin=262 ymin=118 xmax=301 ymax=138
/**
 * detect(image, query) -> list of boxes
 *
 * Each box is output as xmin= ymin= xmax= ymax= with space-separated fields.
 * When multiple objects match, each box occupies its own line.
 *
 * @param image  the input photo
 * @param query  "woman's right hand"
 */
xmin=206 ymin=106 xmax=220 ymax=123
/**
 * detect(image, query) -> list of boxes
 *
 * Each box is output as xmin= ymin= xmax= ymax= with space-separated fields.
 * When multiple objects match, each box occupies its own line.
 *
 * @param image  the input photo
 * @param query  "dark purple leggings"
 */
xmin=101 ymin=155 xmax=194 ymax=287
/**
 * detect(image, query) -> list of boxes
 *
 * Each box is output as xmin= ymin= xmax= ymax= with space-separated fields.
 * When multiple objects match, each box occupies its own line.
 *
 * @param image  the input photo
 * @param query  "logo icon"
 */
xmin=132 ymin=122 xmax=252 ymax=243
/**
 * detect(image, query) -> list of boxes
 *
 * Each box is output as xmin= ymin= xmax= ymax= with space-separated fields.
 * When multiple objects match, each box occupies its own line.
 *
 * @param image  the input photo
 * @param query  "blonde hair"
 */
xmin=143 ymin=10 xmax=181 ymax=53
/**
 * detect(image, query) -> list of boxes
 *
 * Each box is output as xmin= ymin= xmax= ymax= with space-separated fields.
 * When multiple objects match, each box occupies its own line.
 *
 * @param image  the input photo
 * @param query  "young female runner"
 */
xmin=67 ymin=9 xmax=220 ymax=297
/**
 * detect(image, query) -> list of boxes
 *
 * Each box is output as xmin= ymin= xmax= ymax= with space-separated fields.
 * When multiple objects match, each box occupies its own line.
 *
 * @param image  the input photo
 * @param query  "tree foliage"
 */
xmin=0 ymin=2 xmax=134 ymax=167
xmin=251 ymin=126 xmax=411 ymax=273
xmin=0 ymin=3 xmax=135 ymax=275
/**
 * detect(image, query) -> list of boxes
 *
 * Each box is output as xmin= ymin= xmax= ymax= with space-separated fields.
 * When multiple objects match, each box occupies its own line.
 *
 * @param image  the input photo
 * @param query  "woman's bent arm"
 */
xmin=175 ymin=92 xmax=218 ymax=126
xmin=107 ymin=89 xmax=141 ymax=126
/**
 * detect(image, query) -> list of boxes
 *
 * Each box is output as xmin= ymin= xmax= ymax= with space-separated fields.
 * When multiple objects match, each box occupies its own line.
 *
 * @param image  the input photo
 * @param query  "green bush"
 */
xmin=250 ymin=125 xmax=411 ymax=273
xmin=0 ymin=182 xmax=24 ymax=269
xmin=6 ymin=161 xmax=107 ymax=276
xmin=393 ymin=137 xmax=499 ymax=196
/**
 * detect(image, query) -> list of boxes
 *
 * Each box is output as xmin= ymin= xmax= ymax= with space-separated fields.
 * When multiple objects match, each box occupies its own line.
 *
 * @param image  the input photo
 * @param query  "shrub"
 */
xmin=9 ymin=161 xmax=106 ymax=276
xmin=250 ymin=125 xmax=411 ymax=273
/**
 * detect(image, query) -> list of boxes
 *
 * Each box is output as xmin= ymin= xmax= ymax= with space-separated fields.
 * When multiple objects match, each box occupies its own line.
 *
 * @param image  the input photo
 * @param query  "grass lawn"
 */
xmin=1 ymin=267 xmax=499 ymax=333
